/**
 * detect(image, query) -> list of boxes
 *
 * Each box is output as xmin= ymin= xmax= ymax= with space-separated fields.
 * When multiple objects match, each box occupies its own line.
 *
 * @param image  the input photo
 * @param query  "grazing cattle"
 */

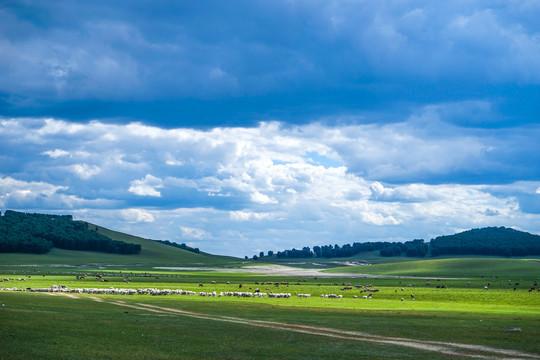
xmin=199 ymin=283 xmax=204 ymax=287
xmin=401 ymin=298 xmax=404 ymax=301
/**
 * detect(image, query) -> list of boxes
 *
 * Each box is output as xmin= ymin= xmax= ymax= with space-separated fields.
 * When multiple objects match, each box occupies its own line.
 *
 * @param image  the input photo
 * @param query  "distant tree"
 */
xmin=259 ymin=251 xmax=264 ymax=258
xmin=153 ymin=240 xmax=199 ymax=254
xmin=267 ymin=250 xmax=274 ymax=257
xmin=252 ymin=255 xmax=258 ymax=260
xmin=380 ymin=247 xmax=394 ymax=257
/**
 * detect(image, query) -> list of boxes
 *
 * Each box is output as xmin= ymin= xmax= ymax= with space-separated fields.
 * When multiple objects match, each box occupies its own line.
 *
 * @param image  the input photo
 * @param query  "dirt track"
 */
xmin=53 ymin=293 xmax=540 ymax=359
xmin=154 ymin=265 xmax=465 ymax=279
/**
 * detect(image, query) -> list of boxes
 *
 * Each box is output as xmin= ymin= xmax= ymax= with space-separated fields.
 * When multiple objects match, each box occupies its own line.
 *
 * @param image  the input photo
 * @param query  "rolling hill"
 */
xmin=0 ymin=211 xmax=239 ymax=266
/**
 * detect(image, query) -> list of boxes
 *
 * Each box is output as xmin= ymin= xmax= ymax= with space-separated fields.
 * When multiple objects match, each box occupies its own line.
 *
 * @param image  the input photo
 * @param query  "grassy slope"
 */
xmin=0 ymin=223 xmax=239 ymax=266
xmin=265 ymin=250 xmax=540 ymax=265
xmin=324 ymin=257 xmax=540 ymax=278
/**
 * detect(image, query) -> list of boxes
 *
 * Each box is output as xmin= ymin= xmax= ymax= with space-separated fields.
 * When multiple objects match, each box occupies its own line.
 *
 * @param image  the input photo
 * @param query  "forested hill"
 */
xmin=0 ymin=210 xmax=141 ymax=255
xmin=255 ymin=227 xmax=540 ymax=260
xmin=430 ymin=227 xmax=540 ymax=257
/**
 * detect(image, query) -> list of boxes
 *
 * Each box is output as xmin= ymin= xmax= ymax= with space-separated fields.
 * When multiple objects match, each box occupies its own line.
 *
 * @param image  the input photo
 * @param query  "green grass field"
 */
xmin=1 ymin=226 xmax=539 ymax=359
xmin=1 ymin=261 xmax=539 ymax=359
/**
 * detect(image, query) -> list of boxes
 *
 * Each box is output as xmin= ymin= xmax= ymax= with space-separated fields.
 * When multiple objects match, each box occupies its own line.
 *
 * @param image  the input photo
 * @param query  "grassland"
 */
xmin=1 ymin=259 xmax=539 ymax=359
xmin=1 ymin=226 xmax=539 ymax=359
xmin=324 ymin=257 xmax=540 ymax=278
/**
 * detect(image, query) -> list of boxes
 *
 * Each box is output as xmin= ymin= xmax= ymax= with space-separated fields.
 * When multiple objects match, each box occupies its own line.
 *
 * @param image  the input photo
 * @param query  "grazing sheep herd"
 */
xmin=2 ymin=276 xmax=539 ymax=303
xmin=0 ymin=284 xmax=373 ymax=301
xmin=0 ymin=284 xmax=298 ymax=299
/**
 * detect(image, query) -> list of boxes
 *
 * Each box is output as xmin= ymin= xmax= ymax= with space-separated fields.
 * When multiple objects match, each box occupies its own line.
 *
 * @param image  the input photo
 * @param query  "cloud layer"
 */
xmin=1 ymin=116 xmax=539 ymax=256
xmin=1 ymin=1 xmax=539 ymax=125
xmin=1 ymin=2 xmax=539 ymax=256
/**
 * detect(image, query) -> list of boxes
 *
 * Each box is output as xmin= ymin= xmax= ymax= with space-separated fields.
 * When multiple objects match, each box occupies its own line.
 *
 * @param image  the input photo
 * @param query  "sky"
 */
xmin=1 ymin=1 xmax=540 ymax=257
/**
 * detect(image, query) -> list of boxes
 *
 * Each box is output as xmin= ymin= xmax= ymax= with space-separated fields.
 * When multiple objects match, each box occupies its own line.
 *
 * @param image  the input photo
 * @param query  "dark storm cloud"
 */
xmin=1 ymin=1 xmax=539 ymax=126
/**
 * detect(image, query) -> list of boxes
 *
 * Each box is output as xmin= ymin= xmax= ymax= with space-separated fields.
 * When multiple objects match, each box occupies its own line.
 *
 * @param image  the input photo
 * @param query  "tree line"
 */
xmin=153 ymin=240 xmax=200 ymax=254
xmin=0 ymin=210 xmax=141 ymax=255
xmin=250 ymin=227 xmax=540 ymax=260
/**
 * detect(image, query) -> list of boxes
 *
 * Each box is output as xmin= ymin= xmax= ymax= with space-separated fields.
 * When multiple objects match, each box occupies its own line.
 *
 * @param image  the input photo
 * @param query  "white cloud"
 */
xmin=0 ymin=176 xmax=66 ymax=205
xmin=128 ymin=174 xmax=163 ymax=197
xmin=230 ymin=211 xmax=277 ymax=221
xmin=70 ymin=163 xmax=102 ymax=179
xmin=42 ymin=149 xmax=70 ymax=158
xmin=180 ymin=226 xmax=209 ymax=240
xmin=120 ymin=208 xmax=155 ymax=223
xmin=1 ymin=117 xmax=540 ymax=256
xmin=250 ymin=191 xmax=277 ymax=204
xmin=360 ymin=212 xmax=402 ymax=226
xmin=0 ymin=176 xmax=115 ymax=209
